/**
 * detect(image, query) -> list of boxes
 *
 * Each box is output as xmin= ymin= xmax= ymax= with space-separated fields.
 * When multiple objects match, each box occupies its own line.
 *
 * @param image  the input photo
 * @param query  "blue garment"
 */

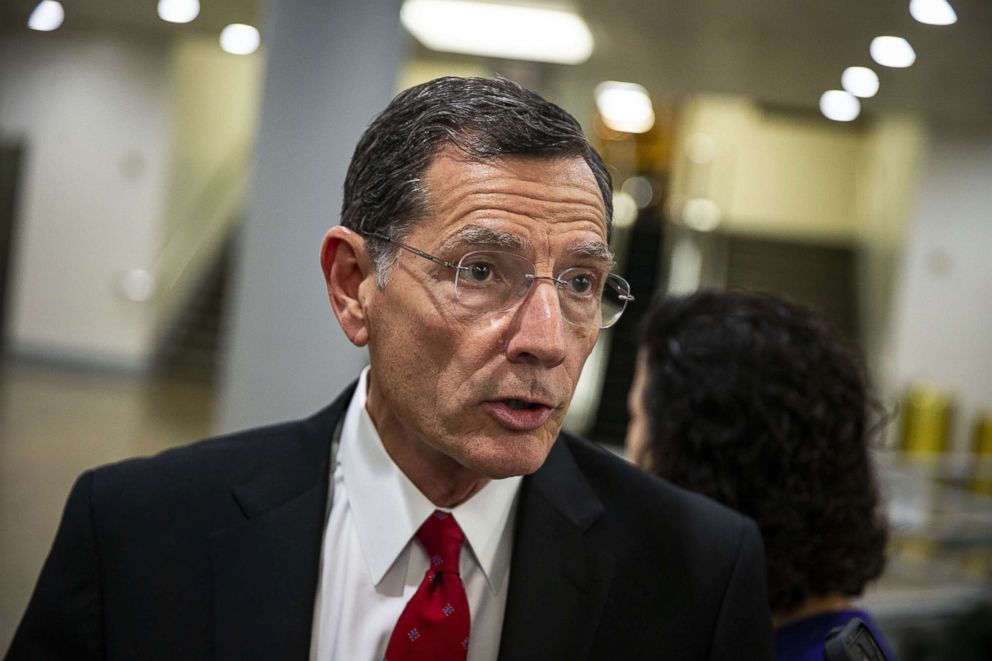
xmin=775 ymin=609 xmax=898 ymax=661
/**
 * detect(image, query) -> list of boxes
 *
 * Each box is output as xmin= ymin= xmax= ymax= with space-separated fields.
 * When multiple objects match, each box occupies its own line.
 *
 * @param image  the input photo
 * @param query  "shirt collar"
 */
xmin=340 ymin=367 xmax=522 ymax=593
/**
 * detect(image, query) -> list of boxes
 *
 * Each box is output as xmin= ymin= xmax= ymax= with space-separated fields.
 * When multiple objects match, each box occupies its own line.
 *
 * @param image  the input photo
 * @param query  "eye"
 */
xmin=569 ymin=274 xmax=592 ymax=294
xmin=561 ymin=269 xmax=601 ymax=295
xmin=464 ymin=260 xmax=496 ymax=283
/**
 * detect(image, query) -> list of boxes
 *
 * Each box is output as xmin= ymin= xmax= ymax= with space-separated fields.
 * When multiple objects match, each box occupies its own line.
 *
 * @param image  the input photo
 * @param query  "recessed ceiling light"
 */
xmin=157 ymin=0 xmax=200 ymax=24
xmin=870 ymin=36 xmax=916 ymax=68
xmin=841 ymin=66 xmax=880 ymax=98
xmin=595 ymin=81 xmax=655 ymax=133
xmin=612 ymin=191 xmax=639 ymax=229
xmin=682 ymin=198 xmax=721 ymax=232
xmin=820 ymin=90 xmax=861 ymax=122
xmin=621 ymin=176 xmax=655 ymax=209
xmin=27 ymin=1 xmax=64 ymax=31
xmin=220 ymin=24 xmax=261 ymax=55
xmin=119 ymin=269 xmax=157 ymax=303
xmin=400 ymin=0 xmax=594 ymax=65
xmin=910 ymin=0 xmax=957 ymax=26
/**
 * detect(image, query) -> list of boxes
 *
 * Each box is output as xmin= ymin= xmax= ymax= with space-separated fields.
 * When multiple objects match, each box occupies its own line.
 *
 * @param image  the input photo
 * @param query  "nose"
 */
xmin=504 ymin=279 xmax=568 ymax=367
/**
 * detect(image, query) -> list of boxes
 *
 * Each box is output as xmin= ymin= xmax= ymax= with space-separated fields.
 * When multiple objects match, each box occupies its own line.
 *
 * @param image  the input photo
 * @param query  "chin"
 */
xmin=458 ymin=439 xmax=555 ymax=479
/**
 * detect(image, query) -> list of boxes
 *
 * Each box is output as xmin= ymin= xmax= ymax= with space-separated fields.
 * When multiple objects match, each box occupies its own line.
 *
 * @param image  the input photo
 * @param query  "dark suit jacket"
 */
xmin=7 ymin=384 xmax=774 ymax=660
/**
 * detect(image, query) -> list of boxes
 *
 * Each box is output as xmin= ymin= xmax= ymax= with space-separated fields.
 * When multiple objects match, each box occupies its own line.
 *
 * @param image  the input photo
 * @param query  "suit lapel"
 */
xmin=210 ymin=385 xmax=354 ymax=661
xmin=498 ymin=438 xmax=615 ymax=661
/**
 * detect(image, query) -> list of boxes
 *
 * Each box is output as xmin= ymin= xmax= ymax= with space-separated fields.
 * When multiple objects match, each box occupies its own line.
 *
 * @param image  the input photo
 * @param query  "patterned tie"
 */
xmin=383 ymin=510 xmax=471 ymax=661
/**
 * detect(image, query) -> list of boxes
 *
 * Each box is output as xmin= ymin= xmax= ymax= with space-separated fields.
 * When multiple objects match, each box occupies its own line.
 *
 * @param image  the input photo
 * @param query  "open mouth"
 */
xmin=484 ymin=398 xmax=555 ymax=431
xmin=502 ymin=398 xmax=545 ymax=411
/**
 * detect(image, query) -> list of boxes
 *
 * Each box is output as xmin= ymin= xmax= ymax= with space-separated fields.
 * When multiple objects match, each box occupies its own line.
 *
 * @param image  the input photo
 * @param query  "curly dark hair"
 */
xmin=341 ymin=76 xmax=613 ymax=285
xmin=638 ymin=288 xmax=889 ymax=614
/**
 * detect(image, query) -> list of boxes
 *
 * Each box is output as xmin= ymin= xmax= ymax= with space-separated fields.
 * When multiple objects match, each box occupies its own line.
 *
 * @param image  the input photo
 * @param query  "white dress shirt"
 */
xmin=310 ymin=368 xmax=522 ymax=661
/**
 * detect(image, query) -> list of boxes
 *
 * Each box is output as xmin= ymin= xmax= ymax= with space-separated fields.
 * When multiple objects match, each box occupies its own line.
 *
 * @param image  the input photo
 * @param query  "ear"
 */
xmin=320 ymin=226 xmax=375 ymax=347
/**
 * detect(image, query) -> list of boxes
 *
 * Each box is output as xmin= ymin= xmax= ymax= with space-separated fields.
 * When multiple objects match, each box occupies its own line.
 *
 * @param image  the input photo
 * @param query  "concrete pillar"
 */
xmin=218 ymin=0 xmax=405 ymax=431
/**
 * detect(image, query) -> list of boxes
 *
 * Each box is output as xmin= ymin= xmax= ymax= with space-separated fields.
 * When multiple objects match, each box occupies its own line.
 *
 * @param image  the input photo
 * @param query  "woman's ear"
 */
xmin=320 ymin=226 xmax=374 ymax=347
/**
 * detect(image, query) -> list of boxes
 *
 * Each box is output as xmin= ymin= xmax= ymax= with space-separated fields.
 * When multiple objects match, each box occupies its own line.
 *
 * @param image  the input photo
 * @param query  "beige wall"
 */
xmin=1 ymin=31 xmax=173 ymax=369
xmin=0 ymin=29 xmax=264 ymax=369
xmin=667 ymin=94 xmax=927 ymax=393
xmin=889 ymin=135 xmax=992 ymax=454
xmin=155 ymin=35 xmax=263 ymax=331
xmin=854 ymin=117 xmax=926 ymax=390
xmin=672 ymin=95 xmax=864 ymax=242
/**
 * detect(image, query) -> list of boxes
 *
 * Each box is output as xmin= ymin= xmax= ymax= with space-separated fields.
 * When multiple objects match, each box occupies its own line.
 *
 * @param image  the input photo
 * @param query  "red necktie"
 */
xmin=384 ymin=510 xmax=471 ymax=661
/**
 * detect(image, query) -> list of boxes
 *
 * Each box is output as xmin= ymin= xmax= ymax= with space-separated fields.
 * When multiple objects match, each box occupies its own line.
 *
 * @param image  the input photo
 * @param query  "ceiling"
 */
xmin=577 ymin=0 xmax=992 ymax=130
xmin=3 ymin=0 xmax=991 ymax=129
xmin=1 ymin=0 xmax=262 ymax=40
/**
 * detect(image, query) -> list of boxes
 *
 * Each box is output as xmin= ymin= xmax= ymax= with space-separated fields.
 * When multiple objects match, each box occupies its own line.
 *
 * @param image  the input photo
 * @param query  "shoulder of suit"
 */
xmin=557 ymin=431 xmax=753 ymax=542
xmin=47 ymin=395 xmax=350 ymax=550
xmin=76 ymin=422 xmax=290 ymax=524
xmin=84 ymin=392 xmax=348 ymax=504
xmin=90 ymin=416 xmax=303 ymax=479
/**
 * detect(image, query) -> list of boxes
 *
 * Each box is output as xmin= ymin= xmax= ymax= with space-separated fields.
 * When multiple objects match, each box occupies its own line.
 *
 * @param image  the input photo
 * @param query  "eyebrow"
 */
xmin=439 ymin=226 xmax=526 ymax=252
xmin=568 ymin=241 xmax=616 ymax=269
xmin=439 ymin=225 xmax=615 ymax=268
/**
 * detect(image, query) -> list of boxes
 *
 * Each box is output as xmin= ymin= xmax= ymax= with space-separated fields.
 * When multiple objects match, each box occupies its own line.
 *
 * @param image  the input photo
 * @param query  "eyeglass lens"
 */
xmin=452 ymin=251 xmax=630 ymax=329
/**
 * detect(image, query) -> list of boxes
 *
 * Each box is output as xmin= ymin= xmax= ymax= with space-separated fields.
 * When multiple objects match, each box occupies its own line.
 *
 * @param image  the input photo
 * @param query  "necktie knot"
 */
xmin=385 ymin=509 xmax=470 ymax=660
xmin=417 ymin=510 xmax=464 ymax=576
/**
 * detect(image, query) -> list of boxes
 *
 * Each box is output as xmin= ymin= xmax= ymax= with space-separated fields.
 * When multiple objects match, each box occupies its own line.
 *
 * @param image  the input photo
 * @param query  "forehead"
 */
xmin=416 ymin=149 xmax=608 ymax=249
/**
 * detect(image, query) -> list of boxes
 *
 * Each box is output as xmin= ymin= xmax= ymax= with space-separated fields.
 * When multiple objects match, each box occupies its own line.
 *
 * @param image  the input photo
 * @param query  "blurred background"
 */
xmin=1 ymin=0 xmax=990 ymax=655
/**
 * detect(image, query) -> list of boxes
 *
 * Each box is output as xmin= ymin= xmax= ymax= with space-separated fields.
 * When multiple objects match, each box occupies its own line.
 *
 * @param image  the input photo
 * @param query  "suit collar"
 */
xmin=211 ymin=383 xmax=354 ymax=661
xmin=498 ymin=436 xmax=614 ymax=661
xmin=525 ymin=434 xmax=605 ymax=531
xmin=229 ymin=383 xmax=355 ymax=519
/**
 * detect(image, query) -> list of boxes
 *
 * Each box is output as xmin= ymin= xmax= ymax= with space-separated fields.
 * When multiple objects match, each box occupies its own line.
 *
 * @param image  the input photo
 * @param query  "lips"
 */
xmin=483 ymin=397 xmax=556 ymax=431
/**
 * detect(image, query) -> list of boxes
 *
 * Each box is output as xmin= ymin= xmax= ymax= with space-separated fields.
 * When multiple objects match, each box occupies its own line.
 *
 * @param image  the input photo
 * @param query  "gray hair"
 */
xmin=340 ymin=76 xmax=613 ymax=285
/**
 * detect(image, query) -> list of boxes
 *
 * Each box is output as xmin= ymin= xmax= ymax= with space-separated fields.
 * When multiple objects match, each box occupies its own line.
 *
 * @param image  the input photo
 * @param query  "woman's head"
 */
xmin=629 ymin=289 xmax=888 ymax=613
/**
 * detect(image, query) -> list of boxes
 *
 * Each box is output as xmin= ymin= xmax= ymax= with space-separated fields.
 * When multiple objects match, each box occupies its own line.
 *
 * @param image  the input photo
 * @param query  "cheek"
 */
xmin=380 ymin=309 xmax=501 ymax=409
xmin=564 ymin=334 xmax=599 ymax=383
xmin=435 ymin=327 xmax=507 ymax=402
xmin=367 ymin=302 xmax=447 ymax=409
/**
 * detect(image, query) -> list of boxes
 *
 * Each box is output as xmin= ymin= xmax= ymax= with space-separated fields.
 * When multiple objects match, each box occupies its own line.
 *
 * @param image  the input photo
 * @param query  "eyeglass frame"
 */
xmin=361 ymin=230 xmax=634 ymax=329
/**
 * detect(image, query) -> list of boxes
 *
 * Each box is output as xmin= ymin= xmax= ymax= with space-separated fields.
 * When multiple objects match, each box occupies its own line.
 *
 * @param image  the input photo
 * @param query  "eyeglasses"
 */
xmin=364 ymin=231 xmax=634 ymax=329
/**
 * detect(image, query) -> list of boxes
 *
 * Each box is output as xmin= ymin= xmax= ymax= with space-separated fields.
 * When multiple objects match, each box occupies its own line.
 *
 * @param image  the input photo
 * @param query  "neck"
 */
xmin=382 ymin=433 xmax=490 ymax=507
xmin=364 ymin=382 xmax=489 ymax=509
xmin=773 ymin=594 xmax=855 ymax=629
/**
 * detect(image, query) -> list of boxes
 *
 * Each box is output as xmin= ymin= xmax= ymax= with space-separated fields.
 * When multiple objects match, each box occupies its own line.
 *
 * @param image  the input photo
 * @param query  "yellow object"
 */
xmin=971 ymin=410 xmax=992 ymax=495
xmin=900 ymin=383 xmax=954 ymax=457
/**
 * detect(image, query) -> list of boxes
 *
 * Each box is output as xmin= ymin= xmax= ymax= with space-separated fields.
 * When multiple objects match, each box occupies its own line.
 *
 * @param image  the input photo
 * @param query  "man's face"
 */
xmin=362 ymin=149 xmax=609 ymax=480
